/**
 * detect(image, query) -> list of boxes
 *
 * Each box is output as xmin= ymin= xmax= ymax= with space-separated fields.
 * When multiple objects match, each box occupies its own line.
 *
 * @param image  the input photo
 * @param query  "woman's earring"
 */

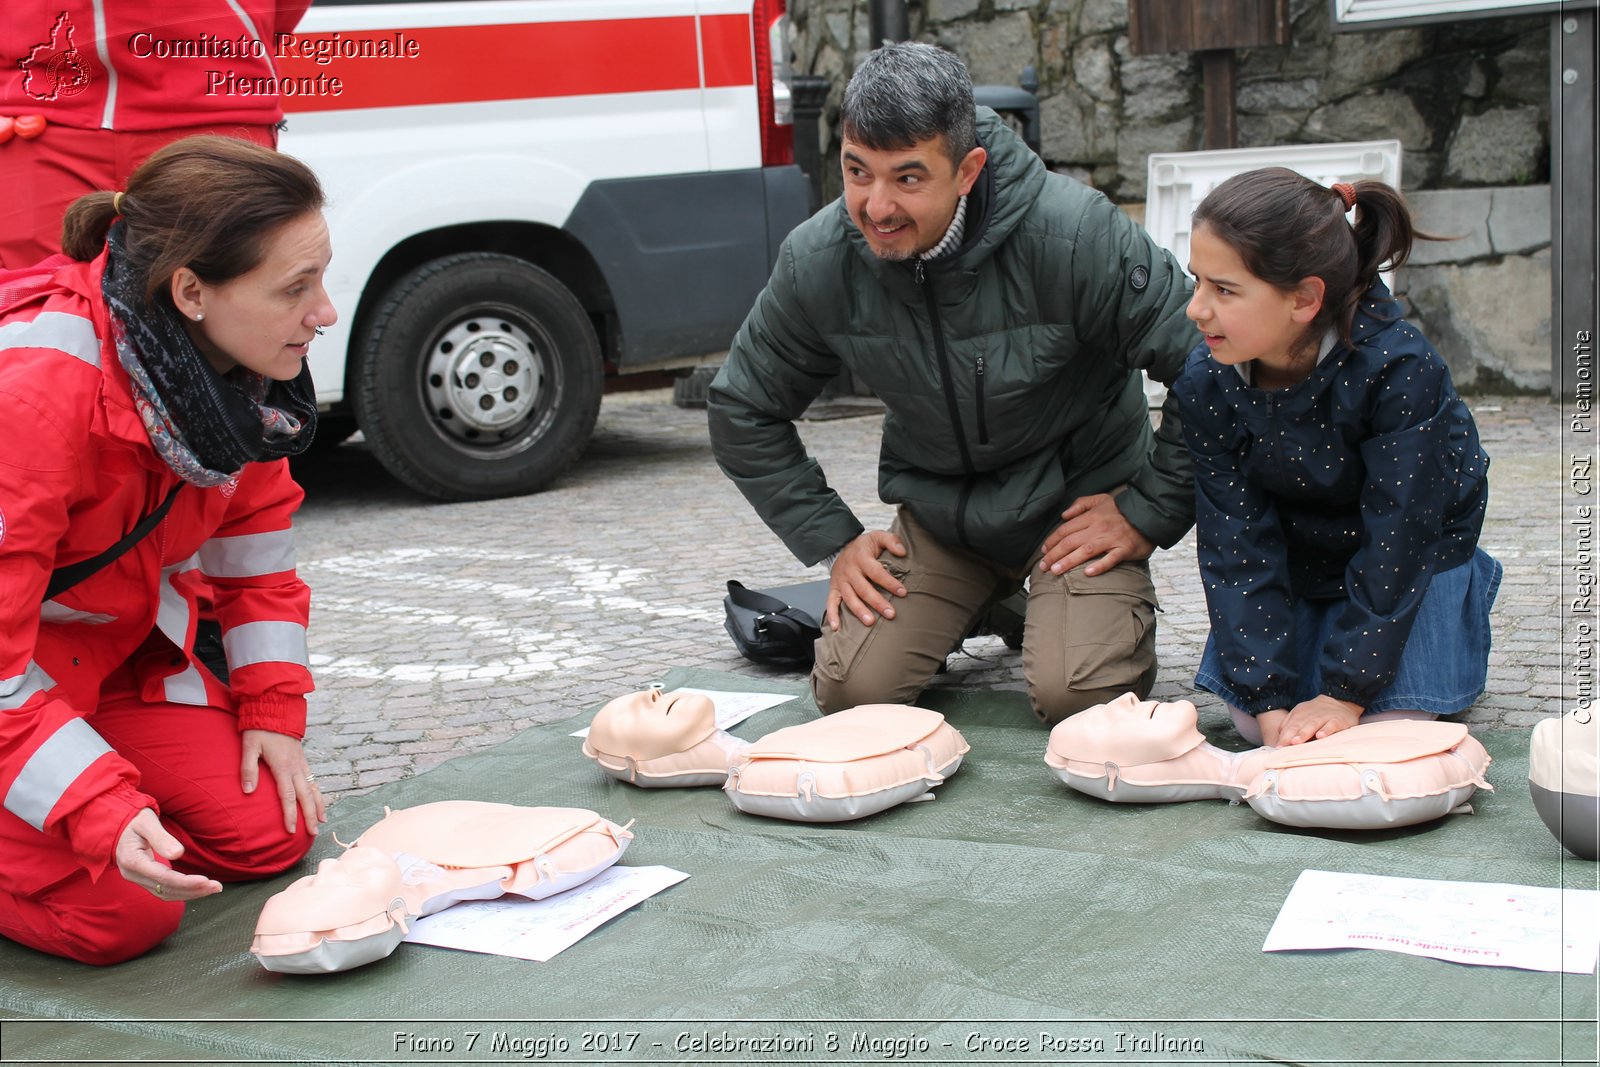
xmin=194 ymin=313 xmax=204 ymax=322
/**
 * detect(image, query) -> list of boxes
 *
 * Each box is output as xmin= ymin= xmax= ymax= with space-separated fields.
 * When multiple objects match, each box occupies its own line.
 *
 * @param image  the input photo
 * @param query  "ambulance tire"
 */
xmin=355 ymin=254 xmax=603 ymax=501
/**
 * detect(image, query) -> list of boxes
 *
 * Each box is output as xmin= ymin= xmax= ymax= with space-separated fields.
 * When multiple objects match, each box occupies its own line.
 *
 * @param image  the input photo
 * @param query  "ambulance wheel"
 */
xmin=355 ymin=254 xmax=603 ymax=500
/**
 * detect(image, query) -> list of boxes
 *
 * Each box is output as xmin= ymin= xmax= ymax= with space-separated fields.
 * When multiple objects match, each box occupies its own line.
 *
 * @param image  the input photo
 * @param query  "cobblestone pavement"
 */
xmin=291 ymin=392 xmax=1570 ymax=800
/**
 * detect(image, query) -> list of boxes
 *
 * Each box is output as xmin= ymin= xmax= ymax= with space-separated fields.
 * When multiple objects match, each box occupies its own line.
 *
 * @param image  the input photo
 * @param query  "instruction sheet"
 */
xmin=1264 ymin=869 xmax=1600 ymax=973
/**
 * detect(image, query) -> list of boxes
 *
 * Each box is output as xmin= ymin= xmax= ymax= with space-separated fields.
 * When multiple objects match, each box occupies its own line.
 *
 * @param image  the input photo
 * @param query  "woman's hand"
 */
xmin=116 ymin=809 xmax=223 ymax=901
xmin=240 ymin=729 xmax=326 ymax=836
xmin=1276 ymin=695 xmax=1364 ymax=746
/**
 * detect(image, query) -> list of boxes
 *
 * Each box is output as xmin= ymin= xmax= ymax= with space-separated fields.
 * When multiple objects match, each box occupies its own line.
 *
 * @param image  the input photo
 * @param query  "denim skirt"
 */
xmin=1195 ymin=547 xmax=1503 ymax=715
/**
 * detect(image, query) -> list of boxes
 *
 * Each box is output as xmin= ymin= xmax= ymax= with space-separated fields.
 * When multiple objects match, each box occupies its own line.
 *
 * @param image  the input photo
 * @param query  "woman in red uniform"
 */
xmin=0 ymin=135 xmax=331 ymax=964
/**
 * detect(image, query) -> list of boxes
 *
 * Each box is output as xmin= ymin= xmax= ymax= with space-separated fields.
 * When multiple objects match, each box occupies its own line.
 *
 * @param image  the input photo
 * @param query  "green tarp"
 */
xmin=2 ymin=668 xmax=1595 ymax=1065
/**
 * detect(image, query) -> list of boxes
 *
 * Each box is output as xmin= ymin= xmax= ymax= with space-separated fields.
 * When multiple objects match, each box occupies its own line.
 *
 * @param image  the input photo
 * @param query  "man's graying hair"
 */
xmin=840 ymin=42 xmax=977 ymax=168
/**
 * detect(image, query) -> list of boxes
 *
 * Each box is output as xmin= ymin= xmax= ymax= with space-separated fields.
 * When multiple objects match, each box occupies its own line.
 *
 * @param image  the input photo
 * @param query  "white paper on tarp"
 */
xmin=571 ymin=688 xmax=796 ymax=738
xmin=1263 ymin=869 xmax=1600 ymax=973
xmin=403 ymin=865 xmax=689 ymax=962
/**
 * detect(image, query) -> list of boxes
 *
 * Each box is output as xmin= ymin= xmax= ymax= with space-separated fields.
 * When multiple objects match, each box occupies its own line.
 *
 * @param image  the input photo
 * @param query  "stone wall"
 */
xmin=792 ymin=0 xmax=1550 ymax=202
xmin=1406 ymin=186 xmax=1551 ymax=391
xmin=789 ymin=1 xmax=1556 ymax=390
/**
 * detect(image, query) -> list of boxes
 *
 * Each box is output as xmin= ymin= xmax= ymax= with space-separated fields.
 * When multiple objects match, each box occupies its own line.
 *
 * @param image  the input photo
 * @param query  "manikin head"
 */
xmin=1529 ymin=709 xmax=1599 ymax=860
xmin=254 ymin=846 xmax=405 ymax=940
xmin=588 ymin=688 xmax=717 ymax=762
xmin=838 ymin=42 xmax=987 ymax=261
xmin=1053 ymin=692 xmax=1207 ymax=766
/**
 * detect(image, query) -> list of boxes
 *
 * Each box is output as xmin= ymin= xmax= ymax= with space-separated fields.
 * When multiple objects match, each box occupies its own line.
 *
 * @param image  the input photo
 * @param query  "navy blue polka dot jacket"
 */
xmin=1172 ymin=280 xmax=1490 ymax=713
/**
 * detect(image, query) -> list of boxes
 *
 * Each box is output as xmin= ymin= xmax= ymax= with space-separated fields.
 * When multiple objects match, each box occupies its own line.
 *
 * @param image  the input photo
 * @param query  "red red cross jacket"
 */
xmin=0 ymin=251 xmax=313 ymax=879
xmin=1 ymin=2 xmax=312 ymax=131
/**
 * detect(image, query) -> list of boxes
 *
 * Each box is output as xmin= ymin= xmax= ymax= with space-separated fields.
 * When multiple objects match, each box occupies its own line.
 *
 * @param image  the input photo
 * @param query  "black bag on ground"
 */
xmin=722 ymin=579 xmax=827 ymax=669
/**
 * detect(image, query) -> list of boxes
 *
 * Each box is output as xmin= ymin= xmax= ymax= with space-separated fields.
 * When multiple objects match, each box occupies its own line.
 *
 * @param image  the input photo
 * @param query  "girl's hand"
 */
xmin=1256 ymin=709 xmax=1289 ymax=746
xmin=1277 ymin=696 xmax=1364 ymax=746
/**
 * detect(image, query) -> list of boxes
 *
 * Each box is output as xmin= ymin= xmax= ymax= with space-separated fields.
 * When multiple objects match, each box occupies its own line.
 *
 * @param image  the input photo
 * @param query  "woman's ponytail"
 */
xmin=59 ymin=191 xmax=121 ymax=262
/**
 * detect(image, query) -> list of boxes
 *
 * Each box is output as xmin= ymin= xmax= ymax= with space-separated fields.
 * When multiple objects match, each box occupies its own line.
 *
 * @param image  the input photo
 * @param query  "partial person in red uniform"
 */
xmin=0 ymin=1 xmax=312 ymax=267
xmin=0 ymin=135 xmax=333 ymax=965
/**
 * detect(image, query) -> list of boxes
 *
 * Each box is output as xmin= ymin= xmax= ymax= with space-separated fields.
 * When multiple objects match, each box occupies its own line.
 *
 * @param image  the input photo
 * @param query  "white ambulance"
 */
xmin=274 ymin=0 xmax=807 ymax=498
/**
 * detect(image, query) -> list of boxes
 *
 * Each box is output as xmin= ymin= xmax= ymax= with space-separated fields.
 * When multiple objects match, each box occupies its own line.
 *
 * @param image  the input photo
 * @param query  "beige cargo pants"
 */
xmin=811 ymin=507 xmax=1158 ymax=725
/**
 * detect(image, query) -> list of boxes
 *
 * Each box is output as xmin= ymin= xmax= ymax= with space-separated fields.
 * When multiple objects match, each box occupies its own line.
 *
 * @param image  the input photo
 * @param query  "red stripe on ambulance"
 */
xmin=699 ymin=14 xmax=757 ymax=89
xmin=276 ymin=15 xmax=754 ymax=113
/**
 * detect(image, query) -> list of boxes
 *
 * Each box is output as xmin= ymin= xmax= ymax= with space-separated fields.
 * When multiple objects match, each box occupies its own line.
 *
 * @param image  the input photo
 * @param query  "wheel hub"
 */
xmin=424 ymin=317 xmax=544 ymax=437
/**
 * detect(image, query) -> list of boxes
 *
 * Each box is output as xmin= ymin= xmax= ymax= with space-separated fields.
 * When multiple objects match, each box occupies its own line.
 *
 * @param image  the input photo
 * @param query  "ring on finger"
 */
xmin=153 ymin=883 xmax=165 ymax=899
xmin=304 ymin=773 xmax=316 ymax=783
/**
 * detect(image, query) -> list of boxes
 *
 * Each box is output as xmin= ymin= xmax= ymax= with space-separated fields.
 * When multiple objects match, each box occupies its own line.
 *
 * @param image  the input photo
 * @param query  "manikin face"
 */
xmin=1056 ymin=692 xmax=1206 ymax=765
xmin=171 ymin=211 xmax=337 ymax=380
xmin=307 ymin=847 xmax=398 ymax=891
xmin=1185 ymin=222 xmax=1321 ymax=382
xmin=841 ymin=134 xmax=987 ymax=261
xmin=589 ymin=688 xmax=717 ymax=761
xmin=263 ymin=846 xmax=402 ymax=928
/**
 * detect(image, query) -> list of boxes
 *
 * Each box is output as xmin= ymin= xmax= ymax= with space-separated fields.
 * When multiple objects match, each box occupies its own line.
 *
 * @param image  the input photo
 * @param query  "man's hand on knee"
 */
xmin=1040 ymin=494 xmax=1155 ymax=577
xmin=827 ymin=530 xmax=908 ymax=630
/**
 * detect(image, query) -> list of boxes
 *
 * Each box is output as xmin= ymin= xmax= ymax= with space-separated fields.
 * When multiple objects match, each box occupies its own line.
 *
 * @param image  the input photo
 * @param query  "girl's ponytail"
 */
xmin=1350 ymin=180 xmax=1416 ymax=280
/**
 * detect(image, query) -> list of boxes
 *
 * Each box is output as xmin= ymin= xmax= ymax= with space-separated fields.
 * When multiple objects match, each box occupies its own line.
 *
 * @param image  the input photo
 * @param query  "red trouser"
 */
xmin=0 ymin=121 xmax=277 ymax=270
xmin=0 ymin=697 xmax=314 ymax=966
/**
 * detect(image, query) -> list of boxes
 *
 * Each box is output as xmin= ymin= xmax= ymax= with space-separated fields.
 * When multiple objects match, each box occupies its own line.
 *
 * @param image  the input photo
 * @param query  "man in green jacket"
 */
xmin=707 ymin=42 xmax=1198 ymax=724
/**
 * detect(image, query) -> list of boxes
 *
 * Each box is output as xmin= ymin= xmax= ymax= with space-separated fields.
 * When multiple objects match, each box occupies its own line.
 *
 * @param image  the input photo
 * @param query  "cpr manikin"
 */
xmin=1529 ymin=710 xmax=1599 ymax=860
xmin=582 ymin=688 xmax=969 ymax=822
xmin=251 ymin=801 xmax=633 ymax=974
xmin=1045 ymin=693 xmax=1492 ymax=829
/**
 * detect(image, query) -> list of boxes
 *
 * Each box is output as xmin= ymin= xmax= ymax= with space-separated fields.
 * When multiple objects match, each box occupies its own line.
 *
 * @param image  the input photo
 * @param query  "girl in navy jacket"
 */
xmin=1173 ymin=168 xmax=1499 ymax=748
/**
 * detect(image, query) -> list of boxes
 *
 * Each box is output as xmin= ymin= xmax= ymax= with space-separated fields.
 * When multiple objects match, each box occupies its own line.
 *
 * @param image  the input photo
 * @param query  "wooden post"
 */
xmin=1201 ymin=50 xmax=1239 ymax=149
xmin=1128 ymin=0 xmax=1287 ymax=150
xmin=1552 ymin=9 xmax=1597 ymax=400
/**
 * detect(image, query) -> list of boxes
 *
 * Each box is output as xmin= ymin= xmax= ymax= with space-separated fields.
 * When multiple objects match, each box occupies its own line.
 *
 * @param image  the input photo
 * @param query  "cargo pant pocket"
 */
xmin=1028 ymin=560 xmax=1159 ymax=700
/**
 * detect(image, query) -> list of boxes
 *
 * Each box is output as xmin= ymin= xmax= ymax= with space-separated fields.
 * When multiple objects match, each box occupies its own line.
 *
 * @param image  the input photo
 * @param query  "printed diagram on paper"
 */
xmin=1264 ymin=869 xmax=1600 ymax=973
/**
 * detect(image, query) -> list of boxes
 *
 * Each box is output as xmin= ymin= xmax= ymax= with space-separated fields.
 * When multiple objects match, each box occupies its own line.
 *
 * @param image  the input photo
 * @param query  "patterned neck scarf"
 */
xmin=100 ymin=222 xmax=318 ymax=486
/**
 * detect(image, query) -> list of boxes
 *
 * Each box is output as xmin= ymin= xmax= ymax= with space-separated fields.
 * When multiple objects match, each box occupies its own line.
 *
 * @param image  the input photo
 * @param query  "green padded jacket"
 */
xmin=707 ymin=110 xmax=1199 ymax=569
